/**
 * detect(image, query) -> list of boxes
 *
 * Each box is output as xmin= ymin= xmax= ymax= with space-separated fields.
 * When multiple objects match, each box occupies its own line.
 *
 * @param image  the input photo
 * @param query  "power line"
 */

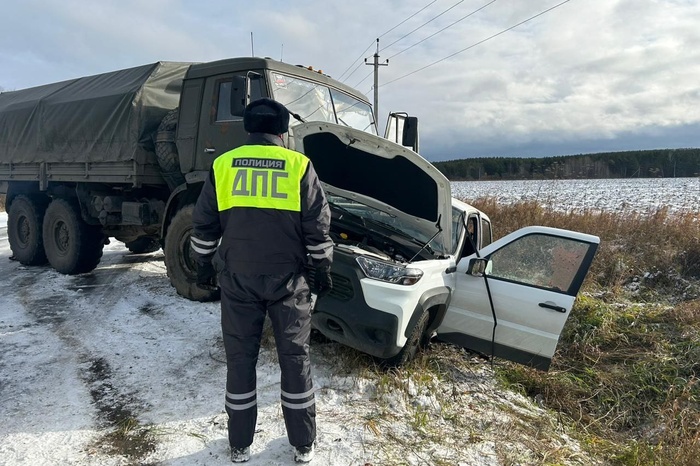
xmin=380 ymin=0 xmax=467 ymax=53
xmin=353 ymin=69 xmax=375 ymax=89
xmin=337 ymin=41 xmax=375 ymax=81
xmin=381 ymin=0 xmax=574 ymax=88
xmin=388 ymin=0 xmax=498 ymax=60
xmin=377 ymin=0 xmax=439 ymax=39
xmin=342 ymin=60 xmax=369 ymax=83
xmin=337 ymin=0 xmax=438 ymax=82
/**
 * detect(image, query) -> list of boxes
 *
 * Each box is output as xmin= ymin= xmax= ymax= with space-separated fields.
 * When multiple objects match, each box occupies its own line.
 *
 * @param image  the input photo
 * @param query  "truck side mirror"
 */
xmin=467 ymin=258 xmax=488 ymax=277
xmin=230 ymin=73 xmax=264 ymax=118
xmin=401 ymin=116 xmax=419 ymax=152
xmin=384 ymin=112 xmax=420 ymax=152
xmin=230 ymin=75 xmax=247 ymax=117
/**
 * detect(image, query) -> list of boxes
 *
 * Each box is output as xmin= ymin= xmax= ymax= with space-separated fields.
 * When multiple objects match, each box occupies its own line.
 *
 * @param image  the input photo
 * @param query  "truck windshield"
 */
xmin=269 ymin=72 xmax=377 ymax=135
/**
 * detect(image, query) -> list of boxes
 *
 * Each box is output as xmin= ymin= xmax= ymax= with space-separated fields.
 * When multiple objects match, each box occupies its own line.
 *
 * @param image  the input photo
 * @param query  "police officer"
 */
xmin=191 ymin=98 xmax=333 ymax=463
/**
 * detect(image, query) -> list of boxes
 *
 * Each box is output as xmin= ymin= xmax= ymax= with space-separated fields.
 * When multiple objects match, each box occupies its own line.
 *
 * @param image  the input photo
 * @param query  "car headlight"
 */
xmin=356 ymin=256 xmax=423 ymax=285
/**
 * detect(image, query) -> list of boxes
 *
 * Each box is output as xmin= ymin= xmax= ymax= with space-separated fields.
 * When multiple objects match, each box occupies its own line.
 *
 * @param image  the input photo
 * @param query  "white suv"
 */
xmin=292 ymin=123 xmax=599 ymax=369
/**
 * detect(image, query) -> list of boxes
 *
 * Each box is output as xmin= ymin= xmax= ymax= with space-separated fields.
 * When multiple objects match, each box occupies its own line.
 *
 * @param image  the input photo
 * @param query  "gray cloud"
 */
xmin=1 ymin=0 xmax=698 ymax=161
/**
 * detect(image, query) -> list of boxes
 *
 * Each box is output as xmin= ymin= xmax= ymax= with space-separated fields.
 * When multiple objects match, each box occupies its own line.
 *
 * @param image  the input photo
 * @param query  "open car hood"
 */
xmin=291 ymin=122 xmax=452 ymax=254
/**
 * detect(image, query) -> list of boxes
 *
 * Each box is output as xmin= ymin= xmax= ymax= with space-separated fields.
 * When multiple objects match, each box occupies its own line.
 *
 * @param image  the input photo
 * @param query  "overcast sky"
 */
xmin=1 ymin=0 xmax=699 ymax=161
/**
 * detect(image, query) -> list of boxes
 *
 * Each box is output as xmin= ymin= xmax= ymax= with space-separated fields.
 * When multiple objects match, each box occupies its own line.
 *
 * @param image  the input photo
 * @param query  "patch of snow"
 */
xmin=452 ymin=177 xmax=700 ymax=214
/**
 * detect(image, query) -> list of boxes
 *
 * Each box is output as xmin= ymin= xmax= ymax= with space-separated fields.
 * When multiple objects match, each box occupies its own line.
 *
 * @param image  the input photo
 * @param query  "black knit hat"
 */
xmin=243 ymin=98 xmax=290 ymax=135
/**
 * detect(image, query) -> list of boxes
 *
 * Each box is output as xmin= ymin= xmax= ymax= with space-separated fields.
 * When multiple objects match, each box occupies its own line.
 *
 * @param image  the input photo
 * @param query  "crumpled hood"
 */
xmin=290 ymin=122 xmax=452 ymax=254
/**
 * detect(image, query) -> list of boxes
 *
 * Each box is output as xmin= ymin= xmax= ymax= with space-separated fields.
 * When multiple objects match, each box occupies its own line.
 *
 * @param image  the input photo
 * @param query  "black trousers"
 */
xmin=219 ymin=270 xmax=316 ymax=449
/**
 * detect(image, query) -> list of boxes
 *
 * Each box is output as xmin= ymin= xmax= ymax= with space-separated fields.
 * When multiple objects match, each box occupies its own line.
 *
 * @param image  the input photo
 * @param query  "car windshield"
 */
xmin=327 ymin=193 xmax=441 ymax=253
xmin=269 ymin=72 xmax=376 ymax=135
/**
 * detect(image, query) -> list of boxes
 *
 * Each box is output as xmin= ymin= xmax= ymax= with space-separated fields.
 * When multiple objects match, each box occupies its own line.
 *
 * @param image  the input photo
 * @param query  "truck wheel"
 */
xmin=384 ymin=309 xmax=430 ymax=367
xmin=42 ymin=198 xmax=104 ymax=274
xmin=7 ymin=195 xmax=49 ymax=265
xmin=164 ymin=205 xmax=220 ymax=302
xmin=155 ymin=109 xmax=186 ymax=189
xmin=126 ymin=237 xmax=161 ymax=254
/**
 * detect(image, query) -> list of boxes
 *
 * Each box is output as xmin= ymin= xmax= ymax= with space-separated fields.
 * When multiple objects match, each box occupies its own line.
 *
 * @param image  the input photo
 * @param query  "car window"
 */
xmin=451 ymin=207 xmax=464 ymax=254
xmin=466 ymin=215 xmax=478 ymax=249
xmin=481 ymin=218 xmax=492 ymax=247
xmin=486 ymin=233 xmax=590 ymax=294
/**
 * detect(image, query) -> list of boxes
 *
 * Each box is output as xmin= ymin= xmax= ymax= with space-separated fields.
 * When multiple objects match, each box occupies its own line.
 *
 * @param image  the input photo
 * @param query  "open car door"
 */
xmin=438 ymin=226 xmax=600 ymax=371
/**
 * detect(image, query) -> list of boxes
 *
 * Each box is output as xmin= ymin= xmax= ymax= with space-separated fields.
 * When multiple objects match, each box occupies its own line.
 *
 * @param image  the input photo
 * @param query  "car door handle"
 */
xmin=445 ymin=266 xmax=457 ymax=274
xmin=539 ymin=302 xmax=567 ymax=313
xmin=204 ymin=148 xmax=216 ymax=153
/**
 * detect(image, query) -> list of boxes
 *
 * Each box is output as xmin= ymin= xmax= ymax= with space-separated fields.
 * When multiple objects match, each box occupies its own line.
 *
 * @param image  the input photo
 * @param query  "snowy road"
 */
xmin=0 ymin=232 xmax=229 ymax=464
xmin=0 ymin=216 xmax=379 ymax=465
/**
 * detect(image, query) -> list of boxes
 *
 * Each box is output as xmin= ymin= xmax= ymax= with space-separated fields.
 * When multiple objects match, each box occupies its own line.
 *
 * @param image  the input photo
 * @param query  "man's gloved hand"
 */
xmin=313 ymin=265 xmax=333 ymax=298
xmin=196 ymin=262 xmax=217 ymax=290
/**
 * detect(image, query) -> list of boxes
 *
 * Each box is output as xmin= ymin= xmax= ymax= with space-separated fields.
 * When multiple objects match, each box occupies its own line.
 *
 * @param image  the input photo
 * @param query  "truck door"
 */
xmin=438 ymin=226 xmax=599 ymax=370
xmin=195 ymin=73 xmax=266 ymax=169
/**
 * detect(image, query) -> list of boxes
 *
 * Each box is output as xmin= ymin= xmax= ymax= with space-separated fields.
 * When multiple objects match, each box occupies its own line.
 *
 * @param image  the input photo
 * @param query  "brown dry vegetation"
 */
xmin=467 ymin=197 xmax=700 ymax=466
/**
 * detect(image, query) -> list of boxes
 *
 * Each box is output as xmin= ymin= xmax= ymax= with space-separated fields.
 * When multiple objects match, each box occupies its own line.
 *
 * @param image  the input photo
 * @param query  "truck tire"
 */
xmin=42 ymin=198 xmax=104 ymax=274
xmin=126 ymin=237 xmax=161 ymax=254
xmin=383 ymin=308 xmax=430 ymax=367
xmin=155 ymin=109 xmax=186 ymax=189
xmin=164 ymin=204 xmax=220 ymax=302
xmin=7 ymin=195 xmax=49 ymax=265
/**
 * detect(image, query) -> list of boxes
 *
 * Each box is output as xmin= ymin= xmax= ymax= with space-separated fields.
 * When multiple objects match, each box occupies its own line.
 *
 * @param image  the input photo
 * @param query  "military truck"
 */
xmin=0 ymin=57 xmax=417 ymax=301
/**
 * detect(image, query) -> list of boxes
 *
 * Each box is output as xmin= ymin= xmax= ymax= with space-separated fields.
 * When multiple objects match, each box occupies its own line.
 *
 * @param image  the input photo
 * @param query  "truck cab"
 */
xmin=174 ymin=58 xmax=378 ymax=179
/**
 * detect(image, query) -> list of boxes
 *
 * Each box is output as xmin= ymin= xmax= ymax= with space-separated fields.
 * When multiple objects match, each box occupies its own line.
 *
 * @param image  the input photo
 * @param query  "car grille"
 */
xmin=306 ymin=267 xmax=354 ymax=301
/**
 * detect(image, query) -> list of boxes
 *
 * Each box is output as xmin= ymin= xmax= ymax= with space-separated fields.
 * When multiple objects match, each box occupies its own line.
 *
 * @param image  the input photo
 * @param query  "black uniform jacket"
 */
xmin=191 ymin=133 xmax=333 ymax=275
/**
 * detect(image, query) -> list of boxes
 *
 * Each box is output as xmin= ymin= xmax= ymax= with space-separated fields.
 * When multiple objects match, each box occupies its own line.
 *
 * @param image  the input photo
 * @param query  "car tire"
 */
xmin=384 ymin=308 xmax=430 ymax=367
xmin=7 ymin=195 xmax=49 ymax=265
xmin=126 ymin=236 xmax=161 ymax=254
xmin=43 ymin=198 xmax=104 ymax=274
xmin=164 ymin=204 xmax=220 ymax=302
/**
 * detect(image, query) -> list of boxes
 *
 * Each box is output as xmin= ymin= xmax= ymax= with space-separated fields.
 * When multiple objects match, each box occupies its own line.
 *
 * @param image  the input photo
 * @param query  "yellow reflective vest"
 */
xmin=213 ymin=145 xmax=310 ymax=213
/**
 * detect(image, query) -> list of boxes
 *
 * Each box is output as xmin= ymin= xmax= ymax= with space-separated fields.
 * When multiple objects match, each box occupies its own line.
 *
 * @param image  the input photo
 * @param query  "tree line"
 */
xmin=433 ymin=148 xmax=700 ymax=180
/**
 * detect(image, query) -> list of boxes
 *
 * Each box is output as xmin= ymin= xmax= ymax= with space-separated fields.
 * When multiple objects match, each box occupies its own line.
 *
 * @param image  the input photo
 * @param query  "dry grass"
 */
xmin=0 ymin=194 xmax=5 ymax=211
xmin=466 ymin=197 xmax=700 ymax=466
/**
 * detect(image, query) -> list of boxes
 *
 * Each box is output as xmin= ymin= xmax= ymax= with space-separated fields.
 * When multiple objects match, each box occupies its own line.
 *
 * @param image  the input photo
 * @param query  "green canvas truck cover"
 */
xmin=0 ymin=61 xmax=191 ymax=165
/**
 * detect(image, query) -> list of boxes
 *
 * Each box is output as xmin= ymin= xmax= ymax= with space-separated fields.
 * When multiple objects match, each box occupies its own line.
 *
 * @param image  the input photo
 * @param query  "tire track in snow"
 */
xmin=7 ymin=249 xmax=162 ymax=462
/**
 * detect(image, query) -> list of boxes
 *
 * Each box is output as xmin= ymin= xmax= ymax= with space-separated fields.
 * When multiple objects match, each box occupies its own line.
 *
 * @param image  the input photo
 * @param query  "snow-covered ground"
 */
xmin=453 ymin=177 xmax=700 ymax=214
xmin=2 ymin=176 xmax=695 ymax=465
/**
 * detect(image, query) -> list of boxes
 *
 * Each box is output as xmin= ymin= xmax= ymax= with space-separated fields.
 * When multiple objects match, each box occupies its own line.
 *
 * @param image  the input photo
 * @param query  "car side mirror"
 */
xmin=467 ymin=258 xmax=487 ymax=277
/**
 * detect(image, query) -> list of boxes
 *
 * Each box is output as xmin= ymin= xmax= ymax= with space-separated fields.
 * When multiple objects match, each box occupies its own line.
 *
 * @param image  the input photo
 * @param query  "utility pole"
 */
xmin=365 ymin=38 xmax=388 ymax=123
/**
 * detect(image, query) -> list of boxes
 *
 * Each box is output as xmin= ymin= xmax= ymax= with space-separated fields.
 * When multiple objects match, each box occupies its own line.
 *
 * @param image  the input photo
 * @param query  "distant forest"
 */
xmin=433 ymin=148 xmax=700 ymax=180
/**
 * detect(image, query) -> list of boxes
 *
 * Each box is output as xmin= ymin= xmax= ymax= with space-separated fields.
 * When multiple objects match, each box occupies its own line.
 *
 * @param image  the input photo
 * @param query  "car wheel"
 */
xmin=384 ymin=308 xmax=430 ymax=367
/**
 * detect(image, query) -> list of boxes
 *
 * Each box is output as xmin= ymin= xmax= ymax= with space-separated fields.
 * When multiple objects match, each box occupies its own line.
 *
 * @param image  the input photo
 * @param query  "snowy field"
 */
xmin=1 ymin=177 xmax=695 ymax=465
xmin=452 ymin=177 xmax=700 ymax=214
